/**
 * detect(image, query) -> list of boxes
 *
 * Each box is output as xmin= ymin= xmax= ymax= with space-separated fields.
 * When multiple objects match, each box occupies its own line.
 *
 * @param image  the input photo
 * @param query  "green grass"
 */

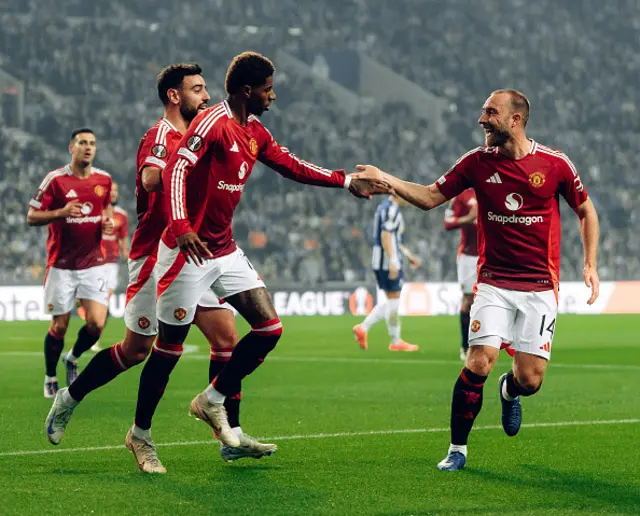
xmin=0 ymin=315 xmax=639 ymax=515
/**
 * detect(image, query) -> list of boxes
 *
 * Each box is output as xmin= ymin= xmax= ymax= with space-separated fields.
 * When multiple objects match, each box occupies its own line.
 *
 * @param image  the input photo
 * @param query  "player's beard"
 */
xmin=485 ymin=125 xmax=510 ymax=147
xmin=247 ymin=97 xmax=267 ymax=117
xmin=180 ymin=103 xmax=199 ymax=123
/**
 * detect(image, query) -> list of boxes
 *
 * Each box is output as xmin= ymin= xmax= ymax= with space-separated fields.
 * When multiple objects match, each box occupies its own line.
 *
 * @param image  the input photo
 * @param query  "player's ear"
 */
xmin=512 ymin=112 xmax=521 ymax=127
xmin=167 ymin=88 xmax=180 ymax=106
xmin=242 ymin=85 xmax=252 ymax=99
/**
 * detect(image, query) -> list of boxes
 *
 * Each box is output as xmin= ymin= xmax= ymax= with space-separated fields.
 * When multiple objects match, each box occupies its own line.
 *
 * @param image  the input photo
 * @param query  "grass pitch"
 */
xmin=0 ymin=314 xmax=638 ymax=515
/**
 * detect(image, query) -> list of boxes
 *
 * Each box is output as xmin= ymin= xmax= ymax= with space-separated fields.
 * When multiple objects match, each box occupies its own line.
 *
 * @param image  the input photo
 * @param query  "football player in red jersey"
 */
xmin=45 ymin=65 xmax=275 ymax=472
xmin=444 ymin=189 xmax=478 ymax=360
xmin=353 ymin=89 xmax=600 ymax=471
xmin=102 ymin=181 xmax=129 ymax=299
xmin=27 ymin=128 xmax=114 ymax=397
xmin=127 ymin=51 xmax=373 ymax=470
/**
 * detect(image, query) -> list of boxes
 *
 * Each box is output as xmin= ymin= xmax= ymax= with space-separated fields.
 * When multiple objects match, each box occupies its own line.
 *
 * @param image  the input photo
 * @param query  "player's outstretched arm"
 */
xmin=353 ymin=165 xmax=448 ymax=211
xmin=576 ymin=198 xmax=600 ymax=304
xmin=26 ymin=202 xmax=83 ymax=226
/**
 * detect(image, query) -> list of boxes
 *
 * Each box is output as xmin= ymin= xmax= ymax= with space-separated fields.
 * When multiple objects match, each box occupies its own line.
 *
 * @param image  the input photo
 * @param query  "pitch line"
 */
xmin=1 ymin=351 xmax=638 ymax=371
xmin=0 ymin=418 xmax=638 ymax=458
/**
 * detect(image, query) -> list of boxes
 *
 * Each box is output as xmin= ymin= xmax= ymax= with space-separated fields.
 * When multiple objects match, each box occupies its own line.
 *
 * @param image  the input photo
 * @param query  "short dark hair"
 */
xmin=157 ymin=63 xmax=203 ymax=105
xmin=225 ymin=52 xmax=275 ymax=95
xmin=493 ymin=89 xmax=530 ymax=126
xmin=70 ymin=128 xmax=95 ymax=142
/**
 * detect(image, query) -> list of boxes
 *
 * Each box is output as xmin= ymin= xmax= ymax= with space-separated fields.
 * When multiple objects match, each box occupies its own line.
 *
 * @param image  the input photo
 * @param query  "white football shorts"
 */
xmin=156 ymin=242 xmax=263 ymax=326
xmin=457 ymin=253 xmax=478 ymax=294
xmin=124 ymin=254 xmax=231 ymax=336
xmin=104 ymin=262 xmax=120 ymax=291
xmin=44 ymin=265 xmax=109 ymax=316
xmin=469 ymin=283 xmax=558 ymax=360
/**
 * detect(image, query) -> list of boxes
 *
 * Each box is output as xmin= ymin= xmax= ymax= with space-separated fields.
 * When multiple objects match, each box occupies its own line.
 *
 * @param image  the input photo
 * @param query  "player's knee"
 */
xmin=209 ymin=325 xmax=238 ymax=351
xmin=85 ymin=319 xmax=105 ymax=336
xmin=50 ymin=319 xmax=69 ymax=338
xmin=124 ymin=346 xmax=151 ymax=365
xmin=466 ymin=346 xmax=497 ymax=376
xmin=515 ymin=374 xmax=543 ymax=395
xmin=121 ymin=339 xmax=153 ymax=365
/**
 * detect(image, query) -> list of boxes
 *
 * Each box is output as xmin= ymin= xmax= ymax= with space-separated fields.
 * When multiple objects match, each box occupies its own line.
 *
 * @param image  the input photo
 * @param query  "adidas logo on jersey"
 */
xmin=230 ymin=141 xmax=239 ymax=152
xmin=66 ymin=189 xmax=78 ymax=198
xmin=486 ymin=173 xmax=502 ymax=184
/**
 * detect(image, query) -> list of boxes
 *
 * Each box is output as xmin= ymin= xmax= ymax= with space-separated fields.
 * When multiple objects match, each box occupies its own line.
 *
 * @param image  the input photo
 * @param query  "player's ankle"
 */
xmin=448 ymin=444 xmax=468 ymax=457
xmin=205 ymin=383 xmax=225 ymax=404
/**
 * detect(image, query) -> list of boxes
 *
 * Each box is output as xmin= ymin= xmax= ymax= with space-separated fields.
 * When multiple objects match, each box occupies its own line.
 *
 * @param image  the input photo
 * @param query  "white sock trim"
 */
xmin=502 ymin=378 xmax=516 ymax=401
xmin=65 ymin=351 xmax=78 ymax=363
xmin=62 ymin=389 xmax=79 ymax=406
xmin=205 ymin=384 xmax=226 ymax=404
xmin=132 ymin=425 xmax=151 ymax=440
xmin=232 ymin=426 xmax=243 ymax=437
xmin=448 ymin=444 xmax=468 ymax=457
xmin=45 ymin=375 xmax=57 ymax=383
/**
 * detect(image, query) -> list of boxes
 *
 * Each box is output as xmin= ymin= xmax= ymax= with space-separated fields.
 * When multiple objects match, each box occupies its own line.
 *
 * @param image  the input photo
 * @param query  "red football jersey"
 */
xmin=29 ymin=165 xmax=112 ymax=270
xmin=436 ymin=140 xmax=588 ymax=292
xmin=129 ymin=118 xmax=183 ymax=260
xmin=444 ymin=188 xmax=478 ymax=257
xmin=162 ymin=101 xmax=349 ymax=257
xmin=102 ymin=206 xmax=129 ymax=263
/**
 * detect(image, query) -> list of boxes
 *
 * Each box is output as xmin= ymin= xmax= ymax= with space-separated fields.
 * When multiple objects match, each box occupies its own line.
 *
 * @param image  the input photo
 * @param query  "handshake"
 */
xmin=347 ymin=165 xmax=396 ymax=199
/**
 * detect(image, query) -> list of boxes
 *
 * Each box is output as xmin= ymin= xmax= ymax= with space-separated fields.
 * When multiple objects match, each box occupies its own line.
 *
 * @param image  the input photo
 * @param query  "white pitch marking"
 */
xmin=1 ymin=352 xmax=638 ymax=371
xmin=0 ymin=419 xmax=637 ymax=458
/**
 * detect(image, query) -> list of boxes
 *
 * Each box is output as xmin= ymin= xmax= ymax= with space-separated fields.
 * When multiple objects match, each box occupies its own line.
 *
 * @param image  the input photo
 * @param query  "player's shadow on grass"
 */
xmin=467 ymin=463 xmax=640 ymax=513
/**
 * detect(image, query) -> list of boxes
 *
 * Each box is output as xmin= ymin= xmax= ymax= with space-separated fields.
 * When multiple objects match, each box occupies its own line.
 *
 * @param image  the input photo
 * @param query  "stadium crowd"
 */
xmin=0 ymin=0 xmax=638 ymax=285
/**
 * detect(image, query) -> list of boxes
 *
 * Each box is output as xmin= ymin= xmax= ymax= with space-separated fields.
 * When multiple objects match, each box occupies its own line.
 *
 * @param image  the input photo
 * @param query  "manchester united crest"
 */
xmin=138 ymin=316 xmax=151 ymax=329
xmin=151 ymin=144 xmax=167 ymax=158
xmin=528 ymin=171 xmax=545 ymax=188
xmin=471 ymin=320 xmax=481 ymax=333
xmin=47 ymin=304 xmax=54 ymax=313
xmin=174 ymin=308 xmax=187 ymax=321
xmin=187 ymin=135 xmax=203 ymax=152
xmin=94 ymin=185 xmax=105 ymax=197
xmin=249 ymin=138 xmax=258 ymax=156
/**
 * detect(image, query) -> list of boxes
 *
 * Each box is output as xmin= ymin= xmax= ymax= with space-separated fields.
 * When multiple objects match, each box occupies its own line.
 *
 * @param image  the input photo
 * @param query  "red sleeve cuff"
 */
xmin=170 ymin=219 xmax=193 ymax=237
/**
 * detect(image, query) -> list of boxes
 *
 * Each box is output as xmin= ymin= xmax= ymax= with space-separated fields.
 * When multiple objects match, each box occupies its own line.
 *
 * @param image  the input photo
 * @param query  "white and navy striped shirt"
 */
xmin=372 ymin=198 xmax=404 ymax=271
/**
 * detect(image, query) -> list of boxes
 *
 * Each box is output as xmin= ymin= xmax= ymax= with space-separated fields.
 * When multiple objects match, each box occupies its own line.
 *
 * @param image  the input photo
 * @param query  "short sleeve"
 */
xmin=29 ymin=173 xmax=58 ymax=210
xmin=435 ymin=149 xmax=477 ymax=200
xmin=556 ymin=154 xmax=588 ymax=212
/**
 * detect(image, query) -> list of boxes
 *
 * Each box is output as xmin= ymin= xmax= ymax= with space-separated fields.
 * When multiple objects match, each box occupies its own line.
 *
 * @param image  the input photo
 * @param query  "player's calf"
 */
xmin=212 ymin=318 xmax=283 ymax=397
xmin=437 ymin=367 xmax=487 ymax=471
xmin=44 ymin=326 xmax=66 ymax=397
xmin=133 ymin=326 xmax=186 ymax=433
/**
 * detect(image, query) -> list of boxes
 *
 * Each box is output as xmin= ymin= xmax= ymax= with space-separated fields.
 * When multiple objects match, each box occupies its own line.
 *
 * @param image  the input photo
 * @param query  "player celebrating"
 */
xmin=444 ymin=189 xmax=478 ymax=360
xmin=352 ymin=89 xmax=600 ymax=471
xmin=353 ymin=194 xmax=421 ymax=351
xmin=128 ymin=51 xmax=373 ymax=468
xmin=45 ymin=64 xmax=274 ymax=472
xmin=27 ymin=128 xmax=114 ymax=397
